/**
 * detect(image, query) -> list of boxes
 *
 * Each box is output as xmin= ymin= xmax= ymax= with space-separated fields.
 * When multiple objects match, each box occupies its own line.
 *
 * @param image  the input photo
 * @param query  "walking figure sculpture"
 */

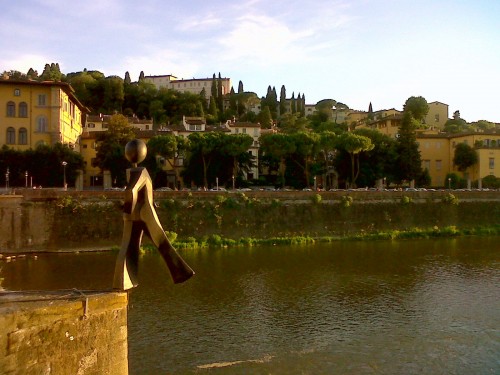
xmin=113 ymin=139 xmax=194 ymax=290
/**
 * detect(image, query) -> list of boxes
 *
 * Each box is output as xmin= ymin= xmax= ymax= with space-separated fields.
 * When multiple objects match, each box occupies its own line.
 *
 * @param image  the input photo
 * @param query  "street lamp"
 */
xmin=5 ymin=167 xmax=9 ymax=189
xmin=25 ymin=171 xmax=28 ymax=188
xmin=313 ymin=176 xmax=317 ymax=190
xmin=62 ymin=161 xmax=68 ymax=190
xmin=232 ymin=175 xmax=235 ymax=190
xmin=216 ymin=177 xmax=219 ymax=191
xmin=448 ymin=177 xmax=451 ymax=190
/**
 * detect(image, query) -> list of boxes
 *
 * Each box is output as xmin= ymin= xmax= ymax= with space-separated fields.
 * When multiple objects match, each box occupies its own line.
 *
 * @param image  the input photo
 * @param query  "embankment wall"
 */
xmin=1 ymin=190 xmax=499 ymax=252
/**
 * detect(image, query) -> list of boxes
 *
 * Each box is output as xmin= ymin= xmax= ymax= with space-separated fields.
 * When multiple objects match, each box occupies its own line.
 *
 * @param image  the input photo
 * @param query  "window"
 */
xmin=37 ymin=116 xmax=48 ymax=132
xmin=436 ymin=160 xmax=442 ymax=171
xmin=18 ymin=128 xmax=28 ymax=144
xmin=19 ymin=102 xmax=28 ymax=117
xmin=6 ymin=127 xmax=15 ymax=144
xmin=242 ymin=128 xmax=247 ymax=134
xmin=490 ymin=158 xmax=495 ymax=169
xmin=423 ymin=160 xmax=430 ymax=170
xmin=38 ymin=94 xmax=46 ymax=106
xmin=7 ymin=101 xmax=15 ymax=117
xmin=434 ymin=114 xmax=439 ymax=122
xmin=83 ymin=144 xmax=88 ymax=149
xmin=14 ymin=89 xmax=20 ymax=96
xmin=87 ymin=123 xmax=95 ymax=128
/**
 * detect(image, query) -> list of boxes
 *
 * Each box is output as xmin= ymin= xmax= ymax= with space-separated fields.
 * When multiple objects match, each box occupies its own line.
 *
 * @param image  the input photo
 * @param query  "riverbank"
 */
xmin=1 ymin=190 xmax=499 ymax=253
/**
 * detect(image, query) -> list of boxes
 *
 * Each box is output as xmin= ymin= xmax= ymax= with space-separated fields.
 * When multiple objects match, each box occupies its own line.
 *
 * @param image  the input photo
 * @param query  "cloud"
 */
xmin=216 ymin=14 xmax=315 ymax=67
xmin=114 ymin=48 xmax=202 ymax=81
xmin=177 ymin=13 xmax=223 ymax=31
xmin=0 ymin=54 xmax=51 ymax=74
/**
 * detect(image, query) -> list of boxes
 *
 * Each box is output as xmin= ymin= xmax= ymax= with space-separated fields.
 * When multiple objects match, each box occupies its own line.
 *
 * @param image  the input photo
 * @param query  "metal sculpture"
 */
xmin=113 ymin=139 xmax=194 ymax=290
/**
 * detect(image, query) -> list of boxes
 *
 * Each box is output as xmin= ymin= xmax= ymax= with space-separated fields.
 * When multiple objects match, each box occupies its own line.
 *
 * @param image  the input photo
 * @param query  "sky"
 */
xmin=1 ymin=0 xmax=500 ymax=122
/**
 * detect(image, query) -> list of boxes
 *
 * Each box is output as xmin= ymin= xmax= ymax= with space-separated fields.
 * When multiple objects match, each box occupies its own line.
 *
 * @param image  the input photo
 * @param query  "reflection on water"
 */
xmin=1 ymin=237 xmax=499 ymax=374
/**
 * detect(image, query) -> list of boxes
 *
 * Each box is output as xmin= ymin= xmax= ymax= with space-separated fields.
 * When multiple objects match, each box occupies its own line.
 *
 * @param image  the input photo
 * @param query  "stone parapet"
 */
xmin=0 ymin=290 xmax=128 ymax=374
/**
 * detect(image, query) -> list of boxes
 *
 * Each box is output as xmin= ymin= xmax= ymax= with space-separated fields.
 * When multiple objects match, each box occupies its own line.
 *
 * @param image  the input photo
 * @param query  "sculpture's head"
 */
xmin=125 ymin=139 xmax=147 ymax=166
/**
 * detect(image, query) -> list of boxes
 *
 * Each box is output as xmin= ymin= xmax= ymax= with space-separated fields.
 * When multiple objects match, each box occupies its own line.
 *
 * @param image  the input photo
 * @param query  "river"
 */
xmin=1 ymin=237 xmax=499 ymax=374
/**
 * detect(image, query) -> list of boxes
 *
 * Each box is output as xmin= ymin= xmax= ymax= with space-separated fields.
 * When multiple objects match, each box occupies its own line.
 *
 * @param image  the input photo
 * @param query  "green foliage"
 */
xmin=442 ymin=193 xmax=459 ymax=205
xmin=311 ymin=193 xmax=322 ymax=204
xmin=444 ymin=172 xmax=466 ymax=189
xmin=453 ymin=143 xmax=478 ymax=172
xmin=400 ymin=195 xmax=412 ymax=205
xmin=396 ymin=111 xmax=423 ymax=182
xmin=215 ymin=194 xmax=226 ymax=205
xmin=55 ymin=196 xmax=83 ymax=213
xmin=481 ymin=175 xmax=499 ymax=189
xmin=341 ymin=195 xmax=353 ymax=208
xmin=165 ymin=231 xmax=178 ymax=243
xmin=0 ymin=143 xmax=83 ymax=187
xmin=403 ymin=96 xmax=429 ymax=122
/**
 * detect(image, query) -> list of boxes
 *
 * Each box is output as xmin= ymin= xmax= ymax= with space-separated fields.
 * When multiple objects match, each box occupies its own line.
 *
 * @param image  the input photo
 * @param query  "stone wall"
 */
xmin=0 ymin=190 xmax=499 ymax=252
xmin=0 ymin=291 xmax=128 ymax=374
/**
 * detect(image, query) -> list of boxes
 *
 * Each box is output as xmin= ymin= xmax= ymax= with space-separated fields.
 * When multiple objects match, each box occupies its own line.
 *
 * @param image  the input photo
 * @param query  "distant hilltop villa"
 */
xmin=144 ymin=74 xmax=231 ymax=96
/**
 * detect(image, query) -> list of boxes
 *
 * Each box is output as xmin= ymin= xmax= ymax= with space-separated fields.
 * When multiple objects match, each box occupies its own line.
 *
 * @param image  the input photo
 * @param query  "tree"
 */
xmin=318 ymin=131 xmax=338 ymax=189
xmin=403 ymin=96 xmax=429 ymax=122
xmin=338 ymin=132 xmax=373 ymax=187
xmin=124 ymin=71 xmax=131 ymax=85
xmin=279 ymin=113 xmax=309 ymax=133
xmin=259 ymin=133 xmax=296 ymax=187
xmin=352 ymin=128 xmax=398 ymax=187
xmin=186 ymin=132 xmax=223 ymax=188
xmin=145 ymin=134 xmax=187 ymax=188
xmin=289 ymin=132 xmax=320 ymax=188
xmin=95 ymin=114 xmax=136 ymax=185
xmin=396 ymin=111 xmax=422 ymax=183
xmin=453 ymin=143 xmax=478 ymax=173
xmin=39 ymin=63 xmax=63 ymax=81
xmin=257 ymin=106 xmax=273 ymax=128
xmin=238 ymin=80 xmax=244 ymax=94
xmin=102 ymin=75 xmax=125 ymax=113
xmin=223 ymin=134 xmax=254 ymax=181
xmin=279 ymin=85 xmax=287 ymax=115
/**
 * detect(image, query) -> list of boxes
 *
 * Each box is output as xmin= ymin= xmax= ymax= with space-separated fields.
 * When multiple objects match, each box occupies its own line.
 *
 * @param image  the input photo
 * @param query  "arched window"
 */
xmin=6 ymin=127 xmax=15 ymax=144
xmin=7 ymin=101 xmax=15 ymax=117
xmin=37 ymin=116 xmax=48 ymax=132
xmin=19 ymin=102 xmax=28 ymax=117
xmin=19 ymin=128 xmax=28 ymax=145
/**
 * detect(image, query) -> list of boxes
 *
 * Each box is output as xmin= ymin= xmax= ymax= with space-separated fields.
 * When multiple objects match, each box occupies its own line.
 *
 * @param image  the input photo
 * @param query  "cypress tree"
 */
xmin=396 ymin=111 xmax=423 ymax=183
xmin=279 ymin=85 xmax=287 ymax=115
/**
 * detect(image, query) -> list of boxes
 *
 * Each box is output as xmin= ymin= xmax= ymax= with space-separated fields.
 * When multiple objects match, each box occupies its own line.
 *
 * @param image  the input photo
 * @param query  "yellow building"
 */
xmin=418 ymin=130 xmax=500 ymax=187
xmin=423 ymin=101 xmax=449 ymax=129
xmin=0 ymin=78 xmax=86 ymax=151
xmin=355 ymin=113 xmax=402 ymax=138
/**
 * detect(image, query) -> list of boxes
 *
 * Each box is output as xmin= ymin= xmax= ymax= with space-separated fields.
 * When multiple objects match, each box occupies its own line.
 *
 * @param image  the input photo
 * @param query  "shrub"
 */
xmin=341 ymin=195 xmax=353 ymax=208
xmin=311 ymin=193 xmax=322 ymax=205
xmin=442 ymin=193 xmax=459 ymax=205
xmin=401 ymin=195 xmax=412 ymax=205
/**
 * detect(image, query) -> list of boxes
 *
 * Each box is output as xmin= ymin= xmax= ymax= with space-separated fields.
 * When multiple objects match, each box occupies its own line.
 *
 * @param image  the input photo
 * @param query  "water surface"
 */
xmin=1 ymin=237 xmax=499 ymax=374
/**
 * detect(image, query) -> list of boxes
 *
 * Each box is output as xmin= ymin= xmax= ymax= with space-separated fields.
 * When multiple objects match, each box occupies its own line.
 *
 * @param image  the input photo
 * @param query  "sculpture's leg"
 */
xmin=113 ymin=220 xmax=143 ymax=290
xmin=140 ymin=204 xmax=194 ymax=284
